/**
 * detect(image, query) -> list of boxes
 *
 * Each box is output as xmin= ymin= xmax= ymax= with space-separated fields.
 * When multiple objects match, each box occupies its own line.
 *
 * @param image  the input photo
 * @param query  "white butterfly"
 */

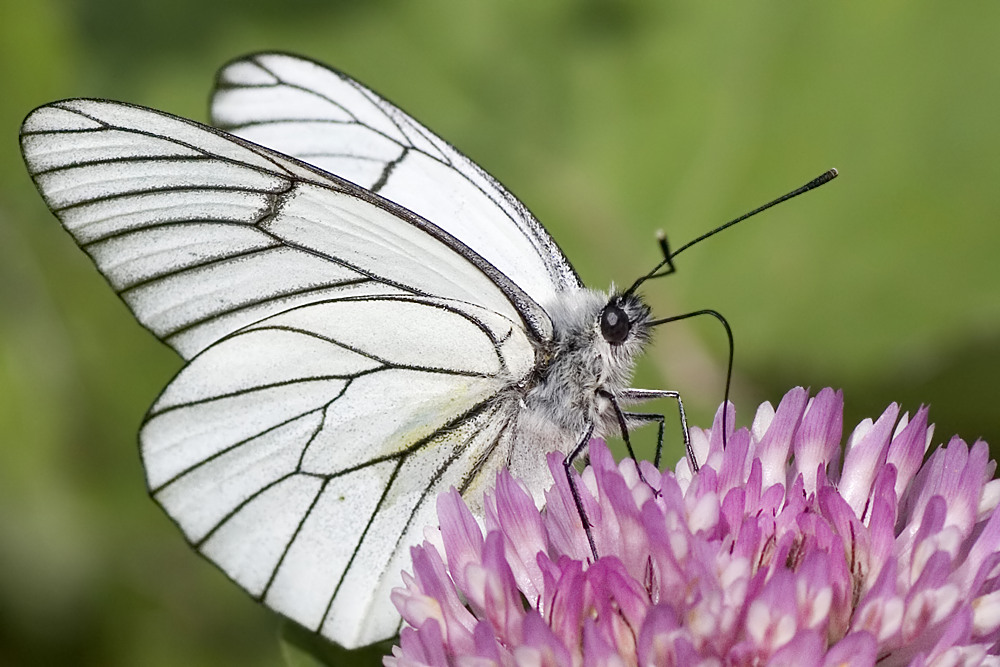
xmin=20 ymin=53 xmax=684 ymax=648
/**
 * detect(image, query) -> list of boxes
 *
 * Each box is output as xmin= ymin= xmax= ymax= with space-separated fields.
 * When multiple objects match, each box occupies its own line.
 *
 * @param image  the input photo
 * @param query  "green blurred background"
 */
xmin=3 ymin=1 xmax=1000 ymax=665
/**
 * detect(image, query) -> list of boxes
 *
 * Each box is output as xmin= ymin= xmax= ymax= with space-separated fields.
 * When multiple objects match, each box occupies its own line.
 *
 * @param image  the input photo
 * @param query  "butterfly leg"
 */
xmin=619 ymin=388 xmax=695 ymax=472
xmin=619 ymin=410 xmax=665 ymax=466
xmin=564 ymin=422 xmax=599 ymax=561
xmin=598 ymin=389 xmax=641 ymax=463
xmin=600 ymin=389 xmax=657 ymax=488
xmin=644 ymin=308 xmax=733 ymax=450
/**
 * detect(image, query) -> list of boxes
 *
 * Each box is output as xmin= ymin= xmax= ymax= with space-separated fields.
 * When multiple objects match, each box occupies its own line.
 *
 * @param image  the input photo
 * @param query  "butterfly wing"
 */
xmin=211 ymin=52 xmax=583 ymax=307
xmin=143 ymin=294 xmax=527 ymax=647
xmin=20 ymin=99 xmax=541 ymax=647
xmin=21 ymin=99 xmax=551 ymax=356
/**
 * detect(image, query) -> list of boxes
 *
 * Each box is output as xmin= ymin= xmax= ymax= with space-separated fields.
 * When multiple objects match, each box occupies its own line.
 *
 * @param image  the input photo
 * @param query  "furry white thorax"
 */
xmin=497 ymin=286 xmax=653 ymax=504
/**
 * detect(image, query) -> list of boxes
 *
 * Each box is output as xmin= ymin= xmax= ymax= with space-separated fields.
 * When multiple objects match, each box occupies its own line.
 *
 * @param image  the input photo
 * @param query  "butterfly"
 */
xmin=21 ymin=52 xmax=835 ymax=649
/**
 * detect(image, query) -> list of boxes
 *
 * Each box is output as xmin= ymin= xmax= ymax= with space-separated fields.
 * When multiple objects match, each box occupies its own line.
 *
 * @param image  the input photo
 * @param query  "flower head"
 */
xmin=386 ymin=388 xmax=1000 ymax=666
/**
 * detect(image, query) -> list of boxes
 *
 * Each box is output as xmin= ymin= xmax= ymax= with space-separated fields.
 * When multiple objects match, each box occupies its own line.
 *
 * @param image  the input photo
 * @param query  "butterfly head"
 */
xmin=526 ymin=289 xmax=652 ymax=433
xmin=600 ymin=292 xmax=652 ymax=349
xmin=590 ymin=290 xmax=653 ymax=390
xmin=537 ymin=288 xmax=652 ymax=388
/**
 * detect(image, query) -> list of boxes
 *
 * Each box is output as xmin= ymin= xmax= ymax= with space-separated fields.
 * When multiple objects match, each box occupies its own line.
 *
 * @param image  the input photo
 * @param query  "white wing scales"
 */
xmin=22 ymin=99 xmax=548 ymax=359
xmin=146 ymin=308 xmax=519 ymax=644
xmin=313 ymin=402 xmax=513 ymax=643
xmin=88 ymin=222 xmax=281 ymax=290
xmin=20 ymin=56 xmax=569 ymax=649
xmin=152 ymin=411 xmax=328 ymax=544
xmin=212 ymin=53 xmax=582 ymax=306
xmin=142 ymin=297 xmax=526 ymax=486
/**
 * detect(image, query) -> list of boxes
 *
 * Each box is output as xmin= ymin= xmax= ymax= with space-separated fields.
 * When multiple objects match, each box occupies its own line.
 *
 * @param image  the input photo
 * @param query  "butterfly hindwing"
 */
xmin=144 ymin=295 xmax=527 ymax=646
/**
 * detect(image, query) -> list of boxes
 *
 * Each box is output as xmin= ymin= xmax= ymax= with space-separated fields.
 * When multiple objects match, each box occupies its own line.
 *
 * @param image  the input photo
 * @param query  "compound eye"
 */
xmin=600 ymin=303 xmax=631 ymax=344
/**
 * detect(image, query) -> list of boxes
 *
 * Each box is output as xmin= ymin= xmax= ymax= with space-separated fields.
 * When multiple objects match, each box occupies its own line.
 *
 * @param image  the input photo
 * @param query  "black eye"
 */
xmin=600 ymin=303 xmax=631 ymax=344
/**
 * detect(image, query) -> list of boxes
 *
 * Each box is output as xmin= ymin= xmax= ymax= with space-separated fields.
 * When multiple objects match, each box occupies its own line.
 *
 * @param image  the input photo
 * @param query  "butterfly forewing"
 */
xmin=20 ymin=82 xmax=554 ymax=648
xmin=20 ymin=99 xmax=543 ymax=357
xmin=212 ymin=53 xmax=582 ymax=308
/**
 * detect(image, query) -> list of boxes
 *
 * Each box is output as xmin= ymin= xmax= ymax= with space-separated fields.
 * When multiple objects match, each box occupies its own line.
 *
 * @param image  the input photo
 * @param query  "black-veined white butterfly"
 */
xmin=20 ymin=52 xmax=834 ymax=649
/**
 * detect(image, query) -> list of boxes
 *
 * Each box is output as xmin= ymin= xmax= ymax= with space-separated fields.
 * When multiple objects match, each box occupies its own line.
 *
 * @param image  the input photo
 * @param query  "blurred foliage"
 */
xmin=2 ymin=1 xmax=999 ymax=665
xmin=280 ymin=621 xmax=395 ymax=667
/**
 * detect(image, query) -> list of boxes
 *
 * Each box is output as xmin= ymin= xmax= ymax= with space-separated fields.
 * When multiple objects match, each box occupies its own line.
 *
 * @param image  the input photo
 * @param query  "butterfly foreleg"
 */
xmin=619 ymin=388 xmax=695 ymax=473
xmin=564 ymin=422 xmax=599 ymax=562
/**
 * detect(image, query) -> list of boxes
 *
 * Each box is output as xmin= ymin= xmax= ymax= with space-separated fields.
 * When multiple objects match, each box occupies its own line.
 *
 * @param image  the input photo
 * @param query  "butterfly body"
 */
xmin=524 ymin=291 xmax=652 ymax=434
xmin=20 ymin=53 xmax=661 ymax=648
xmin=458 ymin=288 xmax=653 ymax=510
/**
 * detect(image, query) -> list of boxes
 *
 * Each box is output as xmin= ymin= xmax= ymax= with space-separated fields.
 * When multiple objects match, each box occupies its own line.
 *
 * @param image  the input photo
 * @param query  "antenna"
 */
xmin=634 ymin=167 xmax=838 ymax=460
xmin=625 ymin=168 xmax=838 ymax=295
